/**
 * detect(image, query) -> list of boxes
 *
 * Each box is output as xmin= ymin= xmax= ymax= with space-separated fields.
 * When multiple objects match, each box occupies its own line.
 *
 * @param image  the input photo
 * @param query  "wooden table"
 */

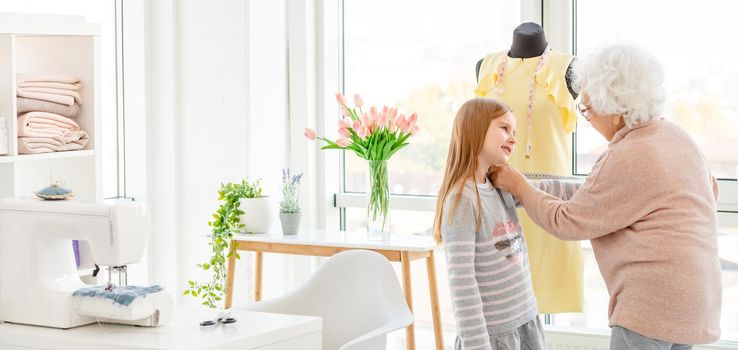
xmin=0 ymin=306 xmax=321 ymax=350
xmin=224 ymin=229 xmax=444 ymax=350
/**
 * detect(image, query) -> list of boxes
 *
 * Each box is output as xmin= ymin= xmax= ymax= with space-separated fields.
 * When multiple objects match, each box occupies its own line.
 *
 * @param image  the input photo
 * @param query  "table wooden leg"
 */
xmin=401 ymin=251 xmax=415 ymax=350
xmin=224 ymin=242 xmax=237 ymax=309
xmin=254 ymin=251 xmax=263 ymax=302
xmin=426 ymin=250 xmax=444 ymax=350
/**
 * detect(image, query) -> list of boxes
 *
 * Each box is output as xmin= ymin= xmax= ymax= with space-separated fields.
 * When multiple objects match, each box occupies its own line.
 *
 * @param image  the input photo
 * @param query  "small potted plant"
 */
xmin=237 ymin=179 xmax=273 ymax=234
xmin=279 ymin=168 xmax=303 ymax=235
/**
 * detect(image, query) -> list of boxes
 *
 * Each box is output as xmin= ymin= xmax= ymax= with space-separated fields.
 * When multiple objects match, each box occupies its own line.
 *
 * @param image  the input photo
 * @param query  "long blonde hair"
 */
xmin=432 ymin=98 xmax=512 ymax=243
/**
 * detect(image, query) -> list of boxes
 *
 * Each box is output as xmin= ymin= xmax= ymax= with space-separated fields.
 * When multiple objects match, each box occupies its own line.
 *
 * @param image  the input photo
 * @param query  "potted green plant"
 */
xmin=279 ymin=169 xmax=303 ymax=235
xmin=237 ymin=179 xmax=273 ymax=233
xmin=184 ymin=179 xmax=262 ymax=309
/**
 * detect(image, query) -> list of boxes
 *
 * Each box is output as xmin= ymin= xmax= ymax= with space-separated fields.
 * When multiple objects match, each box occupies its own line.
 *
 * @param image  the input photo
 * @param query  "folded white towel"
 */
xmin=16 ymin=74 xmax=80 ymax=84
xmin=17 ymin=134 xmax=88 ymax=154
xmin=18 ymin=81 xmax=82 ymax=91
xmin=17 ymin=87 xmax=83 ymax=105
xmin=17 ymin=111 xmax=81 ymax=138
xmin=17 ymin=90 xmax=75 ymax=106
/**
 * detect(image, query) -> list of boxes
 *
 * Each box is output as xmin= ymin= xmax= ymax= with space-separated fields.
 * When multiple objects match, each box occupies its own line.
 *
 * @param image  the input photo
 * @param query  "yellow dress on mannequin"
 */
xmin=475 ymin=50 xmax=584 ymax=313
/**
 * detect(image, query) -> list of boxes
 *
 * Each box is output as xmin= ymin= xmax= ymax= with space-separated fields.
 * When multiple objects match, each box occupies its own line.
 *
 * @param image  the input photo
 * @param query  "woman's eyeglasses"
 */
xmin=576 ymin=103 xmax=592 ymax=121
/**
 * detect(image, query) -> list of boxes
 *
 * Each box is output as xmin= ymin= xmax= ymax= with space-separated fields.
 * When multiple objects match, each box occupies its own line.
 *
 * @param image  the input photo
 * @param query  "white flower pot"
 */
xmin=238 ymin=196 xmax=273 ymax=233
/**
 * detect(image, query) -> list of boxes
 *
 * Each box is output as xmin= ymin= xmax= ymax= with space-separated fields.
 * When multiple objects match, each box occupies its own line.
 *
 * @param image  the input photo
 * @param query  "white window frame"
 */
xmin=288 ymin=0 xmax=342 ymax=232
xmin=545 ymin=3 xmax=738 ymax=344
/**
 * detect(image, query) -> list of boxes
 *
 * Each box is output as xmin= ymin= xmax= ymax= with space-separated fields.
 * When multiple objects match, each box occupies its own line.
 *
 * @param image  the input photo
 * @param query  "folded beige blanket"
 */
xmin=18 ymin=81 xmax=82 ymax=90
xmin=17 ymin=111 xmax=81 ymax=138
xmin=17 ymin=134 xmax=89 ymax=154
xmin=17 ymin=97 xmax=80 ymax=118
xmin=17 ymin=90 xmax=74 ymax=106
xmin=16 ymin=74 xmax=80 ymax=84
xmin=17 ymin=87 xmax=83 ymax=105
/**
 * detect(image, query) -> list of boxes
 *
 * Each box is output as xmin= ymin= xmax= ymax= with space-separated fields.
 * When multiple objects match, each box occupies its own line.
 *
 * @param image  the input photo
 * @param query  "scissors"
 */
xmin=200 ymin=309 xmax=237 ymax=326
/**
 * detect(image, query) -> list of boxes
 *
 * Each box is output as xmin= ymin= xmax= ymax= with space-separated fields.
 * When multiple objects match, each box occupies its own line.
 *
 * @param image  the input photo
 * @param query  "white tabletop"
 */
xmin=0 ymin=306 xmax=321 ymax=350
xmin=232 ymin=229 xmax=438 ymax=252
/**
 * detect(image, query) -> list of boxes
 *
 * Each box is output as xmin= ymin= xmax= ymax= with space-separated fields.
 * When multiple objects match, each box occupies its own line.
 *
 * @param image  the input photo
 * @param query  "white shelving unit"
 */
xmin=0 ymin=14 xmax=101 ymax=200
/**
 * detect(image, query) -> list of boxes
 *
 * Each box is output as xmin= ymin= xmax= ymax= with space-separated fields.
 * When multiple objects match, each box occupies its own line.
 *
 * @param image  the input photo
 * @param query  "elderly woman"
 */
xmin=491 ymin=44 xmax=721 ymax=350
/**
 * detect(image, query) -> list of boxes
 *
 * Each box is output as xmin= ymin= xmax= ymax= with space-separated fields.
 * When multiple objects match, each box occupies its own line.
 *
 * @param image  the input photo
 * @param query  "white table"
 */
xmin=0 ymin=306 xmax=321 ymax=350
xmin=223 ymin=229 xmax=444 ymax=350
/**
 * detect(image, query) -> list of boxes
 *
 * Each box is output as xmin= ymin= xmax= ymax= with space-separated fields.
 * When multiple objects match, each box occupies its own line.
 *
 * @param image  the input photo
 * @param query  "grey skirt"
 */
xmin=455 ymin=316 xmax=546 ymax=350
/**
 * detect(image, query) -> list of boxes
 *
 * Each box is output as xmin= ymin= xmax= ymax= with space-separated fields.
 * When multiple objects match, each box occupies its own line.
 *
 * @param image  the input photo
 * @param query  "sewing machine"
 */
xmin=0 ymin=197 xmax=168 ymax=329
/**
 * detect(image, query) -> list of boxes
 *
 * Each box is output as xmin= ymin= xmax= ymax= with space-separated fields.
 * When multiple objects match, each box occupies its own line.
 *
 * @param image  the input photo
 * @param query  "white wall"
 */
xmin=244 ymin=0 xmax=292 ymax=298
xmin=141 ymin=0 xmax=289 ymax=303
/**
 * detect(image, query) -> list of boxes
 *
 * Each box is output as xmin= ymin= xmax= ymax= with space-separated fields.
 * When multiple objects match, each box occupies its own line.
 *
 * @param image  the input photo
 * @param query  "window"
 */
xmin=1 ymin=1 xmax=121 ymax=198
xmin=341 ymin=0 xmax=521 ymax=343
xmin=566 ymin=1 xmax=738 ymax=342
xmin=343 ymin=0 xmax=521 ymax=196
xmin=573 ymin=1 xmax=738 ymax=180
xmin=339 ymin=0 xmax=738 ymax=345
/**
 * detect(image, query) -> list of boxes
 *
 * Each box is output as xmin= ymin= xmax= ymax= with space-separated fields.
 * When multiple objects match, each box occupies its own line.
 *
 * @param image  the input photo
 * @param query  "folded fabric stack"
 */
xmin=16 ymin=74 xmax=88 ymax=154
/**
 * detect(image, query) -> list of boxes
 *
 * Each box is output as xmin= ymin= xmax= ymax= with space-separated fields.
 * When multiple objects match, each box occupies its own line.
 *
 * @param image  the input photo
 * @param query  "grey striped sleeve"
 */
xmin=442 ymin=193 xmax=493 ymax=350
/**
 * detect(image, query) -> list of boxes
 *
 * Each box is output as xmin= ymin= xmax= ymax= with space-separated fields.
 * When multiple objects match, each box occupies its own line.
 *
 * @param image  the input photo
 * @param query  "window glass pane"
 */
xmin=574 ymin=2 xmax=738 ymax=341
xmin=575 ymin=1 xmax=738 ymax=180
xmin=553 ymin=235 xmax=738 ymax=343
xmin=343 ymin=0 xmax=520 ymax=194
xmin=547 ymin=242 xmax=611 ymax=330
xmin=1 ymin=1 xmax=118 ymax=198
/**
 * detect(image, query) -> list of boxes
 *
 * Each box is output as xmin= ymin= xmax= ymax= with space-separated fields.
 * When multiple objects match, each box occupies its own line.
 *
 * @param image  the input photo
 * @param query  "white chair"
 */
xmin=235 ymin=249 xmax=414 ymax=350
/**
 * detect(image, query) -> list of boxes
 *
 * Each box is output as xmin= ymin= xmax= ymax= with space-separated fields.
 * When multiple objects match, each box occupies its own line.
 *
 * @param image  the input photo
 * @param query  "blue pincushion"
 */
xmin=35 ymin=183 xmax=74 ymax=200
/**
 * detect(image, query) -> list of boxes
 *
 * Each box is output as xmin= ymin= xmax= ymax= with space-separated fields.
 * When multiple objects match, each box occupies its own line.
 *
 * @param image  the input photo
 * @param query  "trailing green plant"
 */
xmin=279 ymin=168 xmax=303 ymax=213
xmin=184 ymin=179 xmax=262 ymax=308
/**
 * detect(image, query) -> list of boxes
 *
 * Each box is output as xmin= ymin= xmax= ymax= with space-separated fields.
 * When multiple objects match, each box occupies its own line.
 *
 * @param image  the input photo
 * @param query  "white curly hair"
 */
xmin=572 ymin=44 xmax=666 ymax=128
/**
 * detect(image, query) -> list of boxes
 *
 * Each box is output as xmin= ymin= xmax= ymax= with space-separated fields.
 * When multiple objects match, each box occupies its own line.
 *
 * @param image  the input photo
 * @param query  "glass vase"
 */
xmin=366 ymin=160 xmax=390 ymax=241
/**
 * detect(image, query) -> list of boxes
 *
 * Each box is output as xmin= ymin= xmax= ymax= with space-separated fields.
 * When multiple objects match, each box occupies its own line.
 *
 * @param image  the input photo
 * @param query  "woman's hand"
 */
xmin=488 ymin=164 xmax=529 ymax=198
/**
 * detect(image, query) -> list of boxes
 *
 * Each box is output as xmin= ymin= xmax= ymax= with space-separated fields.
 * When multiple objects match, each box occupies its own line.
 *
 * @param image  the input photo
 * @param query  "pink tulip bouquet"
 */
xmin=303 ymin=92 xmax=418 ymax=159
xmin=304 ymin=92 xmax=419 ymax=239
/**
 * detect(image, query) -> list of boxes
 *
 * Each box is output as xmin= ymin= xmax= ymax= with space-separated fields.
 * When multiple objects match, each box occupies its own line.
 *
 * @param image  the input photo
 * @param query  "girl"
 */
xmin=433 ymin=98 xmax=578 ymax=350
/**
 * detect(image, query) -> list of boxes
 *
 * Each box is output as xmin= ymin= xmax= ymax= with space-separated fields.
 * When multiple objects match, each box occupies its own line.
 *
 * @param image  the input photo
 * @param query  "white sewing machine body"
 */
xmin=0 ymin=197 xmax=150 ymax=329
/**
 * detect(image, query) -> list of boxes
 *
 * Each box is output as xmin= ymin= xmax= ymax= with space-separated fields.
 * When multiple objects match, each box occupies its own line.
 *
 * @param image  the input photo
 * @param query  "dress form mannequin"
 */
xmin=476 ymin=22 xmax=578 ymax=99
xmin=473 ymin=22 xmax=584 ymax=314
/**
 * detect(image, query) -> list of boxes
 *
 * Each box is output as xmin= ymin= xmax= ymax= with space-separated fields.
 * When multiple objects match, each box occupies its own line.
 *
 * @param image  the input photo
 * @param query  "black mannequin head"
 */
xmin=509 ymin=22 xmax=548 ymax=58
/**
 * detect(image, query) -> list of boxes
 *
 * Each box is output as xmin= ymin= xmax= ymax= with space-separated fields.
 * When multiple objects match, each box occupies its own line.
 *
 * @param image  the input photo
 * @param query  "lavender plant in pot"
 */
xmin=279 ymin=169 xmax=303 ymax=235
